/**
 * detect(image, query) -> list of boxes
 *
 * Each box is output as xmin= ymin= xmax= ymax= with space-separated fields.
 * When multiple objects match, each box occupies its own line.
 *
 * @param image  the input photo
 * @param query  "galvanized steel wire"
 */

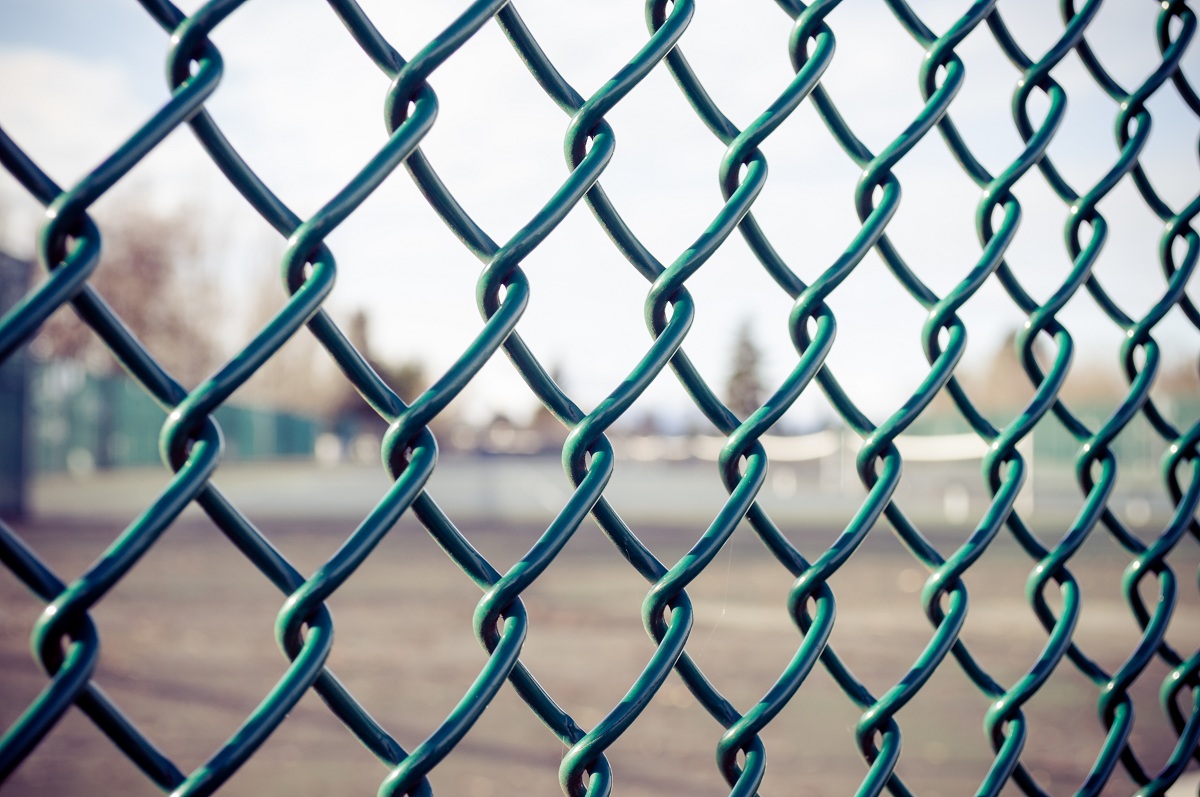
xmin=1 ymin=1 xmax=1199 ymax=795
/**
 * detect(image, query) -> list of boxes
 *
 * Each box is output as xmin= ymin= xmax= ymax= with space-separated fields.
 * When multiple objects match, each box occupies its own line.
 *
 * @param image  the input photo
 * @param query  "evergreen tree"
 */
xmin=726 ymin=320 xmax=763 ymax=420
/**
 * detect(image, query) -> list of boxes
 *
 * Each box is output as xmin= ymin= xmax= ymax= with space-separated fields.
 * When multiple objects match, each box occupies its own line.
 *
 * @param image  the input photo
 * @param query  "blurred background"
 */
xmin=1 ymin=0 xmax=1198 ymax=794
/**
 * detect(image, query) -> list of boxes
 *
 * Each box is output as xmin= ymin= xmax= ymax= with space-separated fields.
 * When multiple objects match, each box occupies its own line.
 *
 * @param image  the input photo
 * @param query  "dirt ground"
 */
xmin=1 ymin=514 xmax=1197 ymax=796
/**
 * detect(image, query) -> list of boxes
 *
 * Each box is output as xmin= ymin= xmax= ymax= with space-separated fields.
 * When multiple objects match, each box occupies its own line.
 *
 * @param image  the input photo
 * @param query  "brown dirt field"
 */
xmin=1 ymin=515 xmax=1197 ymax=796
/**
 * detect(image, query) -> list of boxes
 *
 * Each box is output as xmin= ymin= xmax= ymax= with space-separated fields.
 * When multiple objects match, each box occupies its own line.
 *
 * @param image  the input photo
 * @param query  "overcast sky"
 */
xmin=1 ymin=0 xmax=1197 ymax=428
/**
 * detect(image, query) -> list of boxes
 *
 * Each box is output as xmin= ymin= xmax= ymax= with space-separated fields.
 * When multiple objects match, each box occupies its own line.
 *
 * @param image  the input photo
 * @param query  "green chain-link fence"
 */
xmin=1 ymin=1 xmax=1200 ymax=795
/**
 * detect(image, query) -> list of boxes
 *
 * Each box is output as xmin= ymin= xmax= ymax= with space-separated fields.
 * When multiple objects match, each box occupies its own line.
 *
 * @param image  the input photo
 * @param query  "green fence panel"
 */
xmin=29 ymin=365 xmax=317 ymax=472
xmin=0 ymin=2 xmax=1198 ymax=796
xmin=0 ymin=254 xmax=30 ymax=518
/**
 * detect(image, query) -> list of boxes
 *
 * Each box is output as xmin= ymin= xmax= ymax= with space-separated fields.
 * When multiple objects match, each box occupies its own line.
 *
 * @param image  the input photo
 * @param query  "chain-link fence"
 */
xmin=1 ymin=1 xmax=1199 ymax=795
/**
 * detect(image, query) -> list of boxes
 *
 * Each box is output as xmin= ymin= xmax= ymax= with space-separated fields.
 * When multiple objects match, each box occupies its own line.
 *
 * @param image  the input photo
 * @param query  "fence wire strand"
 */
xmin=1 ymin=1 xmax=1199 ymax=795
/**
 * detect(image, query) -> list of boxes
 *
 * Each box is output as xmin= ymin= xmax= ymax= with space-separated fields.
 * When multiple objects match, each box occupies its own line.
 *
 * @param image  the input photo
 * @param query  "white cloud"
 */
xmin=0 ymin=48 xmax=148 ymax=190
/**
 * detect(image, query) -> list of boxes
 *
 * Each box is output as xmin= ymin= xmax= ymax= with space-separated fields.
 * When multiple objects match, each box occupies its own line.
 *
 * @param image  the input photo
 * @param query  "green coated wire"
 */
xmin=0 ymin=1 xmax=1196 ymax=796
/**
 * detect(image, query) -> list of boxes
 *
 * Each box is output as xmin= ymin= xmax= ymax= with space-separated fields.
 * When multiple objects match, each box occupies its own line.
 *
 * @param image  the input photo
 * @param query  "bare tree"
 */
xmin=237 ymin=247 xmax=343 ymax=416
xmin=24 ymin=205 xmax=221 ymax=468
xmin=1154 ymin=353 xmax=1199 ymax=400
xmin=31 ymin=205 xmax=218 ymax=384
xmin=238 ymin=284 xmax=437 ymax=436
